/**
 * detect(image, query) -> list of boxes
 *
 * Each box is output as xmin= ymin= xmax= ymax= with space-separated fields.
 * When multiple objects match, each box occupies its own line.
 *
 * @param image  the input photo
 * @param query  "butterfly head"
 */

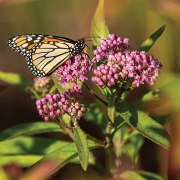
xmin=73 ymin=38 xmax=86 ymax=55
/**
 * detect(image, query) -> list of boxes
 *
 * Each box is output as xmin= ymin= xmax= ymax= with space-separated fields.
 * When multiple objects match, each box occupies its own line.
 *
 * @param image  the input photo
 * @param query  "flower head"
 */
xmin=33 ymin=77 xmax=51 ymax=92
xmin=36 ymin=88 xmax=85 ymax=122
xmin=54 ymin=54 xmax=93 ymax=88
xmin=94 ymin=34 xmax=131 ymax=62
xmin=92 ymin=34 xmax=162 ymax=88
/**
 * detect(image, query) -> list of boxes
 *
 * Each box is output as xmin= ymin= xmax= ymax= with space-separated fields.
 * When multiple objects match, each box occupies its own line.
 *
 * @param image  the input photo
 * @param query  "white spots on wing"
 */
xmin=34 ymin=40 xmax=40 ymax=43
xmin=27 ymin=37 xmax=33 ymax=41
xmin=22 ymin=43 xmax=28 ymax=48
xmin=12 ymin=37 xmax=17 ymax=41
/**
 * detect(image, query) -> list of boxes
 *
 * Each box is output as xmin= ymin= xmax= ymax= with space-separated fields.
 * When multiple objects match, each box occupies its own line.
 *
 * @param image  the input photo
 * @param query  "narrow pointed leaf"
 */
xmin=0 ymin=155 xmax=43 ymax=167
xmin=119 ymin=171 xmax=147 ymax=180
xmin=138 ymin=171 xmax=164 ymax=180
xmin=0 ymin=136 xmax=70 ymax=155
xmin=0 ymin=71 xmax=32 ymax=90
xmin=91 ymin=0 xmax=109 ymax=47
xmin=119 ymin=170 xmax=163 ymax=180
xmin=51 ymin=75 xmax=65 ymax=94
xmin=32 ymin=140 xmax=98 ymax=177
xmin=0 ymin=137 xmax=98 ymax=167
xmin=83 ymin=103 xmax=107 ymax=130
xmin=0 ymin=122 xmax=63 ymax=141
xmin=138 ymin=24 xmax=166 ymax=52
xmin=133 ymin=79 xmax=180 ymax=111
xmin=48 ymin=85 xmax=57 ymax=94
xmin=73 ymin=127 xmax=89 ymax=171
xmin=51 ymin=74 xmax=79 ymax=94
xmin=116 ymin=102 xmax=170 ymax=150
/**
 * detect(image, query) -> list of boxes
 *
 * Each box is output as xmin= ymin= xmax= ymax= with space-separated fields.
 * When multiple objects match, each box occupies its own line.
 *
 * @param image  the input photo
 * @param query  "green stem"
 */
xmin=86 ymin=133 xmax=105 ymax=147
xmin=105 ymin=118 xmax=113 ymax=176
xmin=26 ymin=87 xmax=40 ymax=99
xmin=54 ymin=118 xmax=75 ymax=140
xmin=83 ymin=82 xmax=107 ymax=106
xmin=110 ymin=120 xmax=126 ymax=140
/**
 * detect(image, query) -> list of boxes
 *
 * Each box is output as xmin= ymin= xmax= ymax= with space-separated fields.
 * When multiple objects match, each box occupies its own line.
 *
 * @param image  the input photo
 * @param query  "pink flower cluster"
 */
xmin=33 ymin=77 xmax=51 ymax=92
xmin=92 ymin=64 xmax=122 ymax=88
xmin=92 ymin=34 xmax=162 ymax=88
xmin=94 ymin=34 xmax=130 ymax=62
xmin=54 ymin=54 xmax=93 ymax=88
xmin=36 ymin=89 xmax=85 ymax=121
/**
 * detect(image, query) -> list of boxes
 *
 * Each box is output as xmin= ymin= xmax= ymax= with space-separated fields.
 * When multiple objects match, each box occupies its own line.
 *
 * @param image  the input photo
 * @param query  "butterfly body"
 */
xmin=7 ymin=34 xmax=86 ymax=77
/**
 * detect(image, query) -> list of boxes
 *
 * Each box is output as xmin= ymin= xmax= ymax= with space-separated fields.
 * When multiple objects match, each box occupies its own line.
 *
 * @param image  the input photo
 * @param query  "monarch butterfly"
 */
xmin=7 ymin=34 xmax=87 ymax=77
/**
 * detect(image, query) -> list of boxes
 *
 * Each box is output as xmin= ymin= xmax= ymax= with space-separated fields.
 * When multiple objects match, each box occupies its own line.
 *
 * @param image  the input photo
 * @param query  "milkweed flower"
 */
xmin=33 ymin=77 xmax=51 ymax=92
xmin=93 ymin=34 xmax=131 ymax=62
xmin=36 ymin=88 xmax=85 ymax=122
xmin=92 ymin=34 xmax=162 ymax=88
xmin=54 ymin=54 xmax=93 ymax=88
xmin=26 ymin=77 xmax=52 ymax=99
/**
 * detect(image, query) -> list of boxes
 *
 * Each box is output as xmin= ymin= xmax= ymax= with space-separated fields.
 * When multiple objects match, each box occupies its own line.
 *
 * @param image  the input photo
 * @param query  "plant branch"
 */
xmin=86 ymin=133 xmax=105 ymax=147
xmin=83 ymin=82 xmax=107 ymax=106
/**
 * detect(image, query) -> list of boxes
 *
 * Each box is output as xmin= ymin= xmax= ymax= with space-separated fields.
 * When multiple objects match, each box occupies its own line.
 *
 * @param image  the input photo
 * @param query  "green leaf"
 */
xmin=120 ymin=130 xmax=144 ymax=164
xmin=138 ymin=24 xmax=166 ymax=52
xmin=0 ymin=137 xmax=98 ymax=167
xmin=133 ymin=79 xmax=180 ymax=113
xmin=73 ymin=127 xmax=89 ymax=171
xmin=111 ymin=115 xmax=125 ymax=139
xmin=51 ymin=74 xmax=79 ymax=94
xmin=0 ymin=71 xmax=32 ymax=90
xmin=48 ymin=85 xmax=57 ymax=94
xmin=91 ymin=0 xmax=109 ymax=47
xmin=0 ymin=122 xmax=63 ymax=141
xmin=112 ymin=123 xmax=144 ymax=164
xmin=26 ymin=86 xmax=41 ymax=99
xmin=83 ymin=102 xmax=107 ymax=130
xmin=116 ymin=102 xmax=170 ymax=150
xmin=107 ymin=92 xmax=116 ymax=123
xmin=32 ymin=140 xmax=98 ymax=176
xmin=0 ymin=136 xmax=70 ymax=155
xmin=138 ymin=171 xmax=164 ymax=180
xmin=112 ymin=115 xmax=125 ymax=129
xmin=119 ymin=171 xmax=147 ymax=180
xmin=51 ymin=74 xmax=65 ymax=94
xmin=152 ymin=115 xmax=170 ymax=125
xmin=0 ymin=137 xmax=70 ymax=167
xmin=119 ymin=170 xmax=163 ymax=180
xmin=0 ymin=156 xmax=47 ymax=167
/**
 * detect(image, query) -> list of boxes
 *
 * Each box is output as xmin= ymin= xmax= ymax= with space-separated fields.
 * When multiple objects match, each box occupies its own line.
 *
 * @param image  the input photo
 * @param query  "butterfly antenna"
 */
xmin=84 ymin=35 xmax=101 ymax=40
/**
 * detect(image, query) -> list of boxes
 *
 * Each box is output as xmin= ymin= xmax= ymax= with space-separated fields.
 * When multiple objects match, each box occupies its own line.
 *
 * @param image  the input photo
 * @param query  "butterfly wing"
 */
xmin=7 ymin=34 xmax=76 ymax=77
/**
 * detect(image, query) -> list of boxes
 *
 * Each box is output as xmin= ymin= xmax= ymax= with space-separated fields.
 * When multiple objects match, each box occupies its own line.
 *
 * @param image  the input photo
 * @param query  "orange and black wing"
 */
xmin=7 ymin=34 xmax=76 ymax=77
